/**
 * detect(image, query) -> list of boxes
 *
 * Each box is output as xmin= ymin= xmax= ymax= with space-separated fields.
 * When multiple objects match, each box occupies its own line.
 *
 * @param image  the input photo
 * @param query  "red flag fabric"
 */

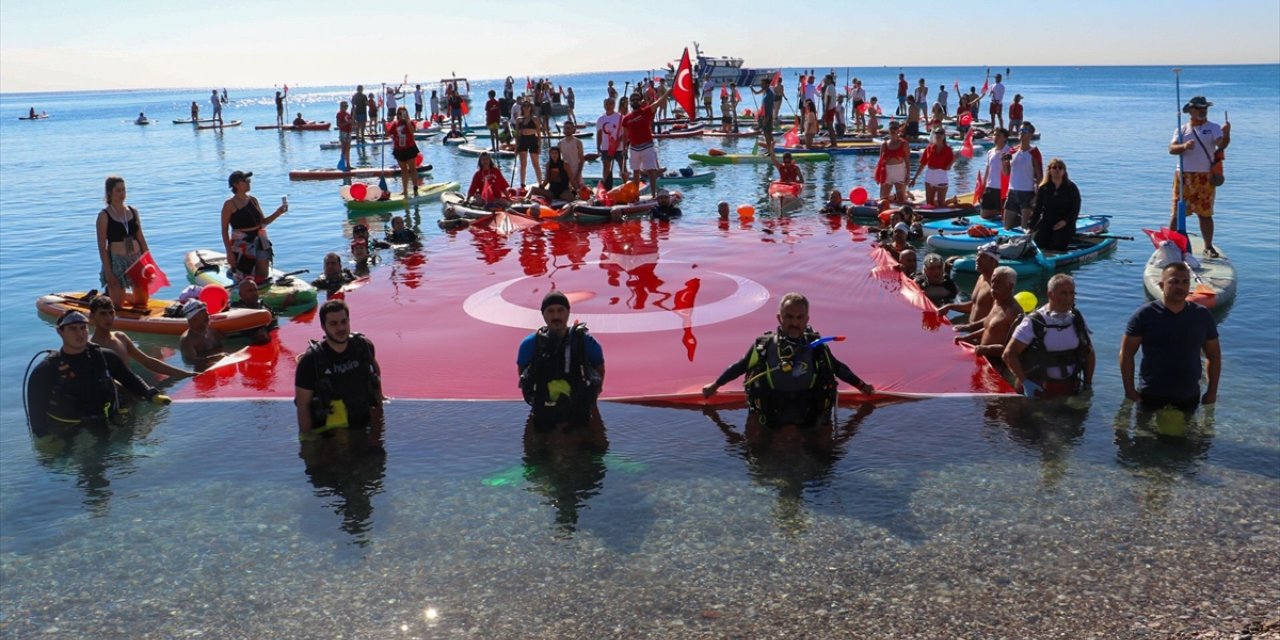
xmin=961 ymin=127 xmax=975 ymax=159
xmin=783 ymin=127 xmax=800 ymax=148
xmin=283 ymin=84 xmax=289 ymax=96
xmin=953 ymin=80 xmax=960 ymax=96
xmin=460 ymin=100 xmax=470 ymax=116
xmin=975 ymin=170 xmax=986 ymax=198
xmin=771 ymin=71 xmax=782 ymax=88
xmin=526 ymin=77 xmax=533 ymax=91
xmin=671 ymin=48 xmax=697 ymax=119
xmin=124 ymin=251 xmax=170 ymax=295
xmin=980 ymin=77 xmax=989 ymax=95
xmin=1000 ymin=171 xmax=1011 ymax=202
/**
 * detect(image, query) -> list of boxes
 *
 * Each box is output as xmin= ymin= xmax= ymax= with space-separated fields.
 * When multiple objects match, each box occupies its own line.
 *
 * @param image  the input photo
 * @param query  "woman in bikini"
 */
xmin=96 ymin=176 xmax=151 ymax=309
xmin=220 ymin=170 xmax=288 ymax=283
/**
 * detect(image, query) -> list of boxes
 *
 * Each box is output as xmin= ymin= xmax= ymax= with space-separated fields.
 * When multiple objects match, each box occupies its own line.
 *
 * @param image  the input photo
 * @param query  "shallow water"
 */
xmin=2 ymin=65 xmax=1279 ymax=636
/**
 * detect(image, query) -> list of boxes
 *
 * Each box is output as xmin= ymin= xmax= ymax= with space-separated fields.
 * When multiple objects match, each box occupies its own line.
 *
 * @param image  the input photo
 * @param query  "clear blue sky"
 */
xmin=2 ymin=0 xmax=1277 ymax=91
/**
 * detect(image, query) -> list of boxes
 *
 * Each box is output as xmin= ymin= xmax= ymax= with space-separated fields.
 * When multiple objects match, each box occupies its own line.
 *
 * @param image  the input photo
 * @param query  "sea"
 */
xmin=1 ymin=65 xmax=1278 ymax=638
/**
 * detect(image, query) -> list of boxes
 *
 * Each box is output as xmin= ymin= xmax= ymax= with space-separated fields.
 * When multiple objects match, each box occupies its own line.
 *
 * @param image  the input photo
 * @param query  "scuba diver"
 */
xmin=517 ymin=291 xmax=605 ymax=431
xmin=24 ymin=311 xmax=170 ymax=437
xmin=703 ymin=292 xmax=874 ymax=436
xmin=294 ymin=299 xmax=384 ymax=436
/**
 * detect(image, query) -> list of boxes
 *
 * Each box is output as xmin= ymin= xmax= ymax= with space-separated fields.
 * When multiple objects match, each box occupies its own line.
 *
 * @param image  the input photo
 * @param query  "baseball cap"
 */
xmin=57 ymin=310 xmax=89 ymax=328
xmin=228 ymin=170 xmax=253 ymax=187
xmin=182 ymin=299 xmax=208 ymax=318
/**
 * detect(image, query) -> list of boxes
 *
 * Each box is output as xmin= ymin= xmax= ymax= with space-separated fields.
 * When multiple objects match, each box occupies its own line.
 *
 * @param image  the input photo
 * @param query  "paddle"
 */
xmin=1173 ymin=68 xmax=1188 ymax=236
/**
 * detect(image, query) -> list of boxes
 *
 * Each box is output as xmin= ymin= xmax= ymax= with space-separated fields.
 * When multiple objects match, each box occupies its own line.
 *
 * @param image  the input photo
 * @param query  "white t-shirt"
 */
xmin=1172 ymin=121 xmax=1224 ymax=173
xmin=803 ymin=82 xmax=819 ymax=105
xmin=914 ymin=85 xmax=928 ymax=104
xmin=823 ymin=84 xmax=837 ymax=111
xmin=937 ymin=89 xmax=948 ymax=108
xmin=1008 ymin=146 xmax=1039 ymax=191
xmin=385 ymin=89 xmax=397 ymax=113
xmin=991 ymin=82 xmax=1006 ymax=103
xmin=984 ymin=145 xmax=1010 ymax=184
xmin=414 ymin=88 xmax=424 ymax=105
xmin=596 ymin=112 xmax=622 ymax=152
xmin=1011 ymin=306 xmax=1089 ymax=380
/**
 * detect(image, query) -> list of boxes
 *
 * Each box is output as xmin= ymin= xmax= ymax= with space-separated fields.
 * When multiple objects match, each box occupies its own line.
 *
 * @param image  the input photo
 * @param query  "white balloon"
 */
xmin=339 ymin=185 xmax=352 ymax=200
xmin=365 ymin=185 xmax=383 ymax=201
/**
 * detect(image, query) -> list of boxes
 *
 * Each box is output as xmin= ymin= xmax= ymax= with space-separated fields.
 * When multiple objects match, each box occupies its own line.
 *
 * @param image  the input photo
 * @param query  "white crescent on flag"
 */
xmin=672 ymin=48 xmax=697 ymax=118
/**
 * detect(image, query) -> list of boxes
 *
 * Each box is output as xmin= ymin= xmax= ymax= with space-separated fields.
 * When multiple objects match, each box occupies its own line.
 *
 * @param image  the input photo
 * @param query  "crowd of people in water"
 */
xmin=25 ymin=70 xmax=1229 ymax=453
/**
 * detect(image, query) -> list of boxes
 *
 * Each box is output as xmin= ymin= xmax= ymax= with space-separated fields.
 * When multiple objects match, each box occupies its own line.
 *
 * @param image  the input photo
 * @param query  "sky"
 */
xmin=2 ymin=0 xmax=1278 ymax=92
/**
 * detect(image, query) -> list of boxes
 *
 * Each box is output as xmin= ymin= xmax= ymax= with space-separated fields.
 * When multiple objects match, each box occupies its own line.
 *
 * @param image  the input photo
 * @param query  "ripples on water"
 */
xmin=1 ymin=65 xmax=1277 ymax=636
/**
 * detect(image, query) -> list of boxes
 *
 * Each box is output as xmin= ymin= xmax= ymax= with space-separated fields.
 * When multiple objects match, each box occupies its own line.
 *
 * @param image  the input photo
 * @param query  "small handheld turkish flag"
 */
xmin=124 ymin=251 xmax=170 ymax=295
xmin=672 ymin=48 xmax=697 ymax=119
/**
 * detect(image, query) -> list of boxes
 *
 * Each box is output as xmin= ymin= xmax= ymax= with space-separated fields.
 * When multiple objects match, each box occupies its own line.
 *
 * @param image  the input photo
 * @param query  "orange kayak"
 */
xmin=36 ymin=292 xmax=273 ymax=336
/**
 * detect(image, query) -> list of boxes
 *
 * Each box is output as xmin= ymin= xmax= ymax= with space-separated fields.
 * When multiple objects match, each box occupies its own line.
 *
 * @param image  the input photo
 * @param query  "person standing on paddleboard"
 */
xmin=351 ymin=86 xmax=368 ymax=143
xmin=622 ymin=86 xmax=671 ymax=198
xmin=1168 ymin=95 xmax=1230 ymax=258
xmin=388 ymin=107 xmax=421 ymax=197
xmin=96 ymin=176 xmax=151 ymax=310
xmin=221 ymin=170 xmax=288 ymax=284
xmin=211 ymin=89 xmax=222 ymax=126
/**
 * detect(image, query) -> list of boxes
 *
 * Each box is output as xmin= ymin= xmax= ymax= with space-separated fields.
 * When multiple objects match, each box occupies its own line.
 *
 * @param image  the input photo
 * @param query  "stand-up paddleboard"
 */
xmin=184 ymin=250 xmax=318 ymax=315
xmin=36 ymin=292 xmax=272 ymax=336
xmin=1142 ymin=230 xmax=1235 ymax=310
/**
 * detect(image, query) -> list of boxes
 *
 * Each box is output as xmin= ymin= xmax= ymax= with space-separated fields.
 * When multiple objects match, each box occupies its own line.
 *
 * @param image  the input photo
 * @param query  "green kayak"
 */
xmin=343 ymin=181 xmax=460 ymax=212
xmin=688 ymin=152 xmax=831 ymax=165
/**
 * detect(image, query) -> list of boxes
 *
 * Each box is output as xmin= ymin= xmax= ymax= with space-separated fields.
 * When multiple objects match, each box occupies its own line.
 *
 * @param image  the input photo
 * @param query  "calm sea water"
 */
xmin=1 ymin=65 xmax=1278 ymax=637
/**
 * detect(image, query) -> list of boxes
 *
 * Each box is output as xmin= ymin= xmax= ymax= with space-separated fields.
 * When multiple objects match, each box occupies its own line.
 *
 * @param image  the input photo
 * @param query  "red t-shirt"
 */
xmin=778 ymin=162 xmax=802 ymax=183
xmin=897 ymin=79 xmax=908 ymax=97
xmin=337 ymin=110 xmax=352 ymax=133
xmin=621 ymin=104 xmax=656 ymax=147
xmin=485 ymin=99 xmax=500 ymax=125
xmin=1009 ymin=103 xmax=1024 ymax=120
xmin=921 ymin=144 xmax=954 ymax=170
xmin=389 ymin=120 xmax=415 ymax=151
xmin=468 ymin=166 xmax=510 ymax=199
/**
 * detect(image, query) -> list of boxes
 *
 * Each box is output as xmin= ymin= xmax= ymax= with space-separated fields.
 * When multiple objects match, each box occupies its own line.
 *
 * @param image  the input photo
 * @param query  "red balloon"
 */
xmin=415 ymin=153 xmax=424 ymax=167
xmin=959 ymin=113 xmax=973 ymax=126
xmin=849 ymin=186 xmax=868 ymax=206
xmin=350 ymin=183 xmax=368 ymax=200
xmin=199 ymin=285 xmax=230 ymax=313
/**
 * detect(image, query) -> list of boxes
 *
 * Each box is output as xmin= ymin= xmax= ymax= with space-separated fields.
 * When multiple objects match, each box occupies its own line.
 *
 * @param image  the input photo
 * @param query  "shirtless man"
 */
xmin=178 ymin=300 xmax=227 ymax=369
xmin=557 ymin=121 xmax=585 ymax=191
xmin=88 ymin=295 xmax=193 ymax=379
xmin=955 ymin=266 xmax=1022 ymax=366
xmin=939 ymin=242 xmax=1000 ymax=327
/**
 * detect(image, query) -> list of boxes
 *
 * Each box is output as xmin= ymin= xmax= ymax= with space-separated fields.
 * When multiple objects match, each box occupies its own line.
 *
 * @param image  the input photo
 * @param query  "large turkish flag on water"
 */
xmin=176 ymin=214 xmax=1010 ymax=404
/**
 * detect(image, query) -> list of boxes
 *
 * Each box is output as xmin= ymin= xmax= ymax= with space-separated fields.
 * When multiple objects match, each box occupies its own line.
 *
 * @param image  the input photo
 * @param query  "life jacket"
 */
xmin=41 ymin=344 xmax=122 ymax=428
xmin=304 ymin=333 xmax=380 ymax=432
xmin=520 ymin=323 xmax=601 ymax=428
xmin=1017 ymin=309 xmax=1092 ymax=388
xmin=744 ymin=329 xmax=837 ymax=429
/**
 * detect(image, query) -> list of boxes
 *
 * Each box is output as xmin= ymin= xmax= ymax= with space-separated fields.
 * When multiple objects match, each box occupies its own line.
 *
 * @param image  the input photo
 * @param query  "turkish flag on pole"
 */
xmin=953 ymin=80 xmax=960 ymax=96
xmin=771 ymin=71 xmax=781 ymax=88
xmin=672 ymin=48 xmax=697 ymax=119
xmin=124 ymin=251 xmax=170 ymax=295
xmin=980 ymin=76 xmax=989 ymax=95
xmin=961 ymin=127 xmax=975 ymax=159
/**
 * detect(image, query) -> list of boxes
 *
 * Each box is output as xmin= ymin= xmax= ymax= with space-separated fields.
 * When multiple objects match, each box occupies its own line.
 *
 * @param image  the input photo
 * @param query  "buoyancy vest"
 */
xmin=305 ymin=333 xmax=380 ymax=431
xmin=1018 ymin=308 xmax=1092 ymax=387
xmin=744 ymin=329 xmax=837 ymax=429
xmin=520 ymin=323 xmax=601 ymax=427
xmin=41 ymin=344 xmax=121 ymax=427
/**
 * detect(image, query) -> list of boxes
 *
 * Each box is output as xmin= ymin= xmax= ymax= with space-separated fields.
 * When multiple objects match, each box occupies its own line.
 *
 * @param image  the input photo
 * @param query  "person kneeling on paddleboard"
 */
xmin=518 ymin=291 xmax=605 ymax=432
xmin=25 ymin=311 xmax=170 ymax=437
xmin=703 ymin=293 xmax=873 ymax=431
xmin=1003 ymin=274 xmax=1095 ymax=399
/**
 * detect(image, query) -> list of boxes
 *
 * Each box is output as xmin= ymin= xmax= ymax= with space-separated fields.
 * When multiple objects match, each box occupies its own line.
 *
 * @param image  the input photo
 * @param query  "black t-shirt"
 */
xmin=1125 ymin=300 xmax=1218 ymax=400
xmin=295 ymin=336 xmax=380 ymax=427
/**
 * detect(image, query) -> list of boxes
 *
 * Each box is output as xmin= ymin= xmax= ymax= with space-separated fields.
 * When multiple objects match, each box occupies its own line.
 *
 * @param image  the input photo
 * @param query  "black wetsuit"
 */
xmin=26 ymin=345 xmax=156 ymax=436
